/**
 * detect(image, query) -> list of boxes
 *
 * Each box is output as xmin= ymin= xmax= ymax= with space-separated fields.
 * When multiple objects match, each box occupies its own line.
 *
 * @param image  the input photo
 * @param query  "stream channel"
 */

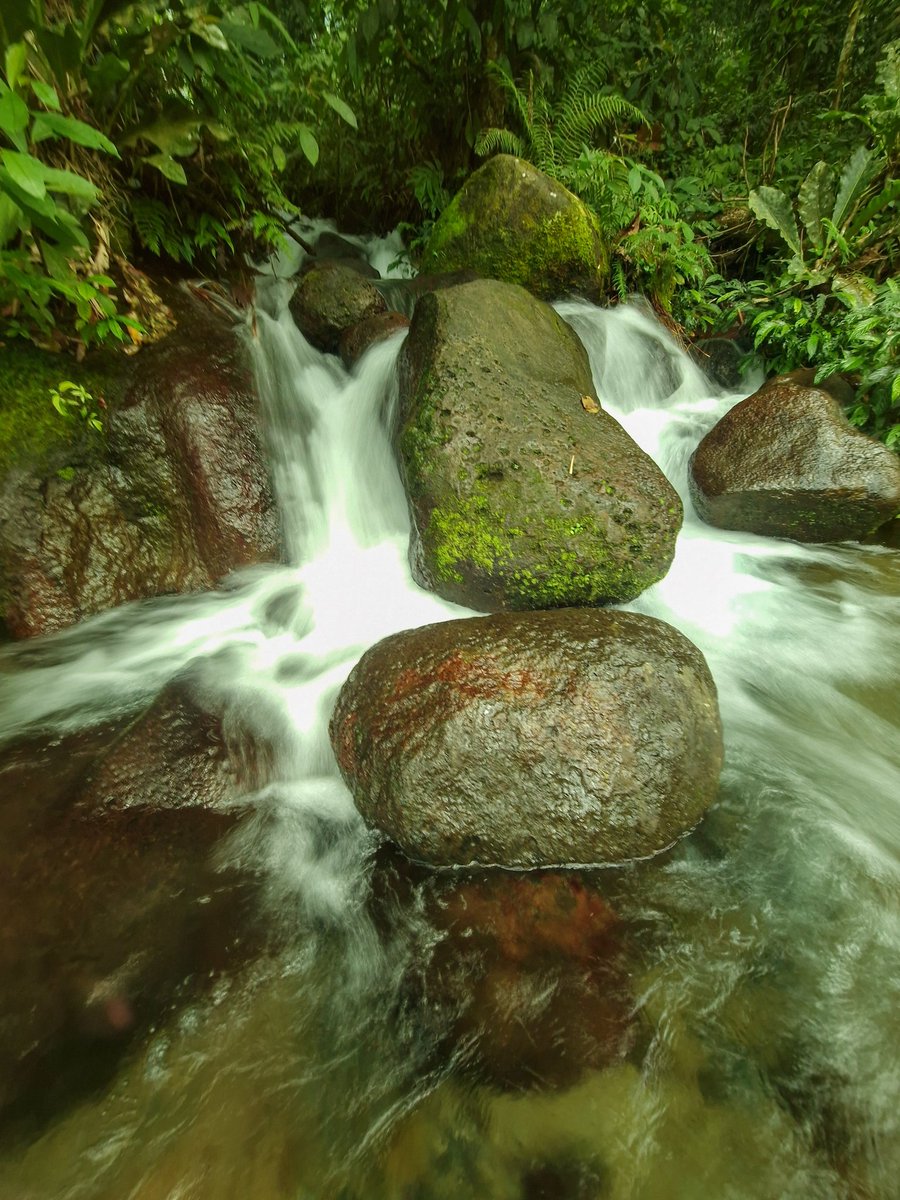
xmin=0 ymin=241 xmax=897 ymax=1199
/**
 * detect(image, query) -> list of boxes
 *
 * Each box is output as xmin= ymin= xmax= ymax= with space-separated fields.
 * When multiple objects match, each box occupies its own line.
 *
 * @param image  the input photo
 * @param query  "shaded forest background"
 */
xmin=0 ymin=0 xmax=897 ymax=441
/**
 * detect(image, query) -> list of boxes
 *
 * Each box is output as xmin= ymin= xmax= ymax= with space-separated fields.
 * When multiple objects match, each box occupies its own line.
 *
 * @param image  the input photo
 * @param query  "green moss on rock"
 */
xmin=421 ymin=155 xmax=609 ymax=300
xmin=0 ymin=344 xmax=120 ymax=473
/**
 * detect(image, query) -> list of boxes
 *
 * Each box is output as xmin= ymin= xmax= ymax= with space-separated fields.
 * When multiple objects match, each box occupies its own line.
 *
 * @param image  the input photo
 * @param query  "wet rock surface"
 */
xmin=330 ymin=608 xmax=723 ymax=868
xmin=289 ymin=262 xmax=387 ymax=353
xmin=0 ymin=288 xmax=280 ymax=639
xmin=372 ymin=856 xmax=635 ymax=1092
xmin=0 ymin=682 xmax=265 ymax=1139
xmin=689 ymin=379 xmax=900 ymax=541
xmin=421 ymin=155 xmax=608 ymax=300
xmin=339 ymin=311 xmax=410 ymax=368
xmin=397 ymin=278 xmax=682 ymax=610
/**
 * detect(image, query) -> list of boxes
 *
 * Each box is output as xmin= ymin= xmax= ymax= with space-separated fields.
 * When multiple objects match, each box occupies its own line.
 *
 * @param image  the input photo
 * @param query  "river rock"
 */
xmin=372 ymin=855 xmax=634 ymax=1092
xmin=421 ymin=155 xmax=608 ymax=300
xmin=289 ymin=262 xmax=387 ymax=352
xmin=689 ymin=379 xmax=900 ymax=541
xmin=330 ymin=608 xmax=723 ymax=868
xmin=0 ymin=287 xmax=280 ymax=639
xmin=397 ymin=278 xmax=681 ymax=610
xmin=339 ymin=311 xmax=410 ymax=368
xmin=0 ymin=682 xmax=264 ymax=1130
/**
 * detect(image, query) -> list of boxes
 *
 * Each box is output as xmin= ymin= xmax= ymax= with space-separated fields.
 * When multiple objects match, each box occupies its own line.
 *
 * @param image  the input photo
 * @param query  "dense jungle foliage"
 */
xmin=0 ymin=0 xmax=897 ymax=441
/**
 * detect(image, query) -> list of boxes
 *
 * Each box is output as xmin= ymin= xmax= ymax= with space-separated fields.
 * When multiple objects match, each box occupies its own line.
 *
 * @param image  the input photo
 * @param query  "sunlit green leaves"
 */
xmin=31 ymin=112 xmax=119 ymax=155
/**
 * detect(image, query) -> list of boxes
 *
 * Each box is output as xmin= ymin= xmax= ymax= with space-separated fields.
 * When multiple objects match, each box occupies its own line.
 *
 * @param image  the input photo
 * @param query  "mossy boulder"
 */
xmin=689 ymin=379 xmax=900 ymax=541
xmin=420 ymin=155 xmax=608 ymax=300
xmin=330 ymin=608 xmax=723 ymax=868
xmin=396 ymin=278 xmax=681 ymax=610
xmin=289 ymin=262 xmax=386 ymax=352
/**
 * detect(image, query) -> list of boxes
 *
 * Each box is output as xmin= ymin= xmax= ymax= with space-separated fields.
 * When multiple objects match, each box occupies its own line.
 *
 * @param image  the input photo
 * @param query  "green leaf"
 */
xmin=31 ymin=112 xmax=119 ymax=156
xmin=219 ymin=19 xmax=280 ymax=58
xmin=298 ymin=124 xmax=318 ymax=166
xmin=0 ymin=190 xmax=22 ymax=245
xmin=0 ymin=84 xmax=30 ymax=151
xmin=30 ymin=80 xmax=61 ymax=110
xmin=122 ymin=114 xmax=201 ymax=156
xmin=832 ymin=146 xmax=873 ymax=230
xmin=797 ymin=161 xmax=833 ymax=254
xmin=1 ymin=150 xmax=46 ymax=199
xmin=748 ymin=186 xmax=801 ymax=256
xmin=191 ymin=21 xmax=230 ymax=52
xmin=323 ymin=91 xmax=357 ymax=130
xmin=456 ymin=6 xmax=482 ymax=56
xmin=40 ymin=165 xmax=99 ymax=202
xmin=847 ymin=178 xmax=900 ymax=237
xmin=143 ymin=153 xmax=188 ymax=184
xmin=4 ymin=42 xmax=27 ymax=90
xmin=272 ymin=143 xmax=286 ymax=171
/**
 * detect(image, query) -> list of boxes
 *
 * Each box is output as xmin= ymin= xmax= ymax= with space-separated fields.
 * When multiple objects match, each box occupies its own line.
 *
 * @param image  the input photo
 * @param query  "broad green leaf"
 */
xmin=832 ymin=146 xmax=873 ymax=230
xmin=4 ymin=42 xmax=27 ymax=90
xmin=191 ymin=21 xmax=230 ymax=52
xmin=85 ymin=53 xmax=129 ymax=100
xmin=797 ymin=161 xmax=833 ymax=253
xmin=143 ymin=153 xmax=188 ymax=184
xmin=749 ymin=186 xmax=801 ymax=256
xmin=456 ymin=6 xmax=482 ymax=56
xmin=31 ymin=112 xmax=119 ymax=156
xmin=219 ymin=19 xmax=280 ymax=58
xmin=0 ymin=168 xmax=88 ymax=247
xmin=0 ymin=84 xmax=30 ymax=151
xmin=0 ymin=190 xmax=22 ymax=245
xmin=31 ymin=80 xmax=61 ymax=110
xmin=40 ymin=165 xmax=99 ymax=202
xmin=323 ymin=91 xmax=357 ymax=130
xmin=40 ymin=239 xmax=76 ymax=281
xmin=298 ymin=124 xmax=318 ymax=166
xmin=122 ymin=114 xmax=200 ymax=156
xmin=272 ymin=143 xmax=286 ymax=171
xmin=1 ymin=150 xmax=46 ymax=199
xmin=847 ymin=177 xmax=900 ymax=237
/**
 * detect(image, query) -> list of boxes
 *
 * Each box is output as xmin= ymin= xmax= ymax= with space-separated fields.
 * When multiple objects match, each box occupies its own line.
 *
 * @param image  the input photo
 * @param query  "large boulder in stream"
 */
xmin=421 ymin=155 xmax=608 ymax=300
xmin=397 ymin=278 xmax=682 ymax=610
xmin=689 ymin=378 xmax=900 ymax=541
xmin=0 ymin=286 xmax=281 ymax=639
xmin=289 ymin=262 xmax=387 ymax=353
xmin=330 ymin=608 xmax=723 ymax=869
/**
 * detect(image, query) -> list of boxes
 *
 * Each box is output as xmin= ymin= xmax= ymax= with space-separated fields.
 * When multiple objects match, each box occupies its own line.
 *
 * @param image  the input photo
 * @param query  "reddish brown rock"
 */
xmin=339 ymin=311 xmax=410 ymax=368
xmin=0 ymin=683 xmax=266 ymax=1131
xmin=0 ymin=287 xmax=281 ymax=639
xmin=331 ymin=608 xmax=723 ymax=868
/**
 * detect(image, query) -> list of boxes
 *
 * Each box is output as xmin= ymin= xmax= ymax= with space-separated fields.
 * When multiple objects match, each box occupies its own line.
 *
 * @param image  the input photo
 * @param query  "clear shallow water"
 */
xmin=0 ymin=287 xmax=897 ymax=1199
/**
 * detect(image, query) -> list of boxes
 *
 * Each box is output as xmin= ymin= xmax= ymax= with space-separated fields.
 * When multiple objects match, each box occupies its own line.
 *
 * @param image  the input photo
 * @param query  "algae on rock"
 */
xmin=397 ymin=278 xmax=681 ymax=611
xmin=421 ymin=155 xmax=609 ymax=301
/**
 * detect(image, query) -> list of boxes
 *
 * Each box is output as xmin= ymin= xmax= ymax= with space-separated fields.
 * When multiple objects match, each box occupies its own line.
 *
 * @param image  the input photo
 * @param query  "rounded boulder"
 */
xmin=689 ymin=379 xmax=900 ymax=541
xmin=330 ymin=608 xmax=723 ymax=868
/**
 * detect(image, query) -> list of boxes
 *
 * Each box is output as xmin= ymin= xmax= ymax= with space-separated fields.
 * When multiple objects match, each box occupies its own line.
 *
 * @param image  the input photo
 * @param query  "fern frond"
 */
xmin=485 ymin=61 xmax=534 ymax=142
xmin=130 ymin=197 xmax=169 ymax=257
xmin=555 ymin=92 xmax=648 ymax=162
xmin=475 ymin=127 xmax=526 ymax=159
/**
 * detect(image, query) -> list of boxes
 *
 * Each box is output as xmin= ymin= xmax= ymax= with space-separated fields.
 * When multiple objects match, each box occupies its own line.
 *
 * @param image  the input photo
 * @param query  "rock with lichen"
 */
xmin=396 ymin=277 xmax=681 ymax=611
xmin=420 ymin=155 xmax=608 ymax=300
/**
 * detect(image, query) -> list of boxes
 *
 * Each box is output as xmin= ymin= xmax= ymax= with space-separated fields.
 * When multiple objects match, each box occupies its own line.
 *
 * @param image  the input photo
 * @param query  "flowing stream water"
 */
xmin=0 ymin=271 xmax=897 ymax=1199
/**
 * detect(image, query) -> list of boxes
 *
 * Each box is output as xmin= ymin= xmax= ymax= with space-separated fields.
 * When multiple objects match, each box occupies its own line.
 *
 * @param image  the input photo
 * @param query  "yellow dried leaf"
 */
xmin=581 ymin=394 xmax=600 ymax=413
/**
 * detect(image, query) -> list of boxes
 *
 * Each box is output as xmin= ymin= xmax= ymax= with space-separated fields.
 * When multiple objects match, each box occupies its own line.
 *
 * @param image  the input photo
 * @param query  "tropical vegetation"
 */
xmin=0 ymin=0 xmax=896 ymax=441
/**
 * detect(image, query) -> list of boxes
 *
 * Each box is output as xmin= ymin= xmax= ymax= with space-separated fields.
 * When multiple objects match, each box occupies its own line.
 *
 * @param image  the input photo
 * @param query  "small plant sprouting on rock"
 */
xmin=49 ymin=381 xmax=105 ymax=434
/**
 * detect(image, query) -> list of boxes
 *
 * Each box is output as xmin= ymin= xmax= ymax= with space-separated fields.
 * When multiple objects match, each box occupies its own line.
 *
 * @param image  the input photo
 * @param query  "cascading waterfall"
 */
xmin=0 ymin=279 xmax=897 ymax=1199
